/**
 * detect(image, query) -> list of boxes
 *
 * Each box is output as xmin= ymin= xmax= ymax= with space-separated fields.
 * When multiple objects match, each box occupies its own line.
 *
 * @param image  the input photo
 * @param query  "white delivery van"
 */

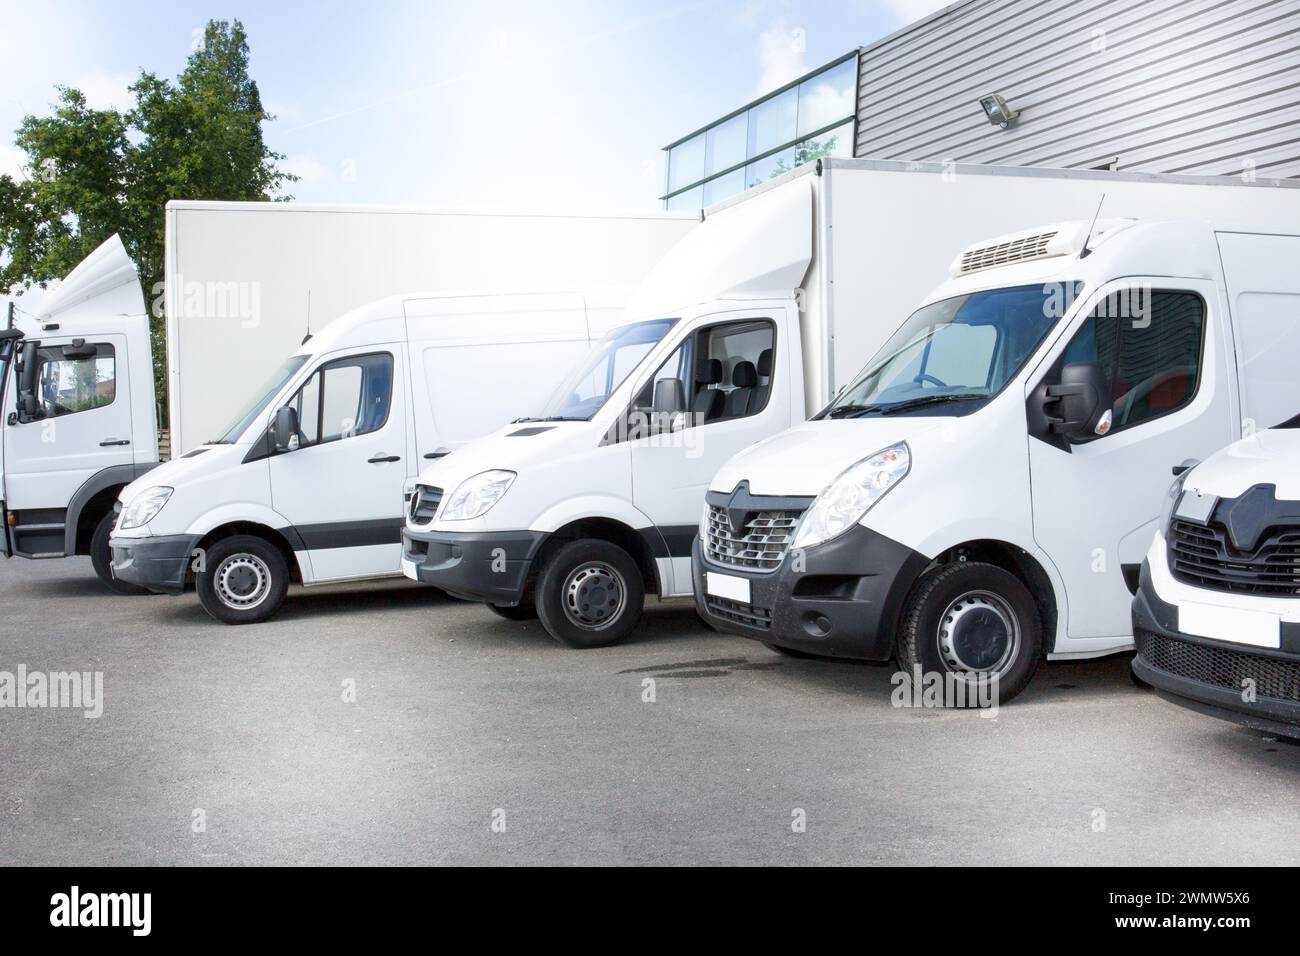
xmin=399 ymin=159 xmax=1300 ymax=650
xmin=696 ymin=218 xmax=1300 ymax=704
xmin=1133 ymin=421 xmax=1300 ymax=737
xmin=165 ymin=201 xmax=698 ymax=455
xmin=108 ymin=289 xmax=625 ymax=623
xmin=1 ymin=235 xmax=160 ymax=593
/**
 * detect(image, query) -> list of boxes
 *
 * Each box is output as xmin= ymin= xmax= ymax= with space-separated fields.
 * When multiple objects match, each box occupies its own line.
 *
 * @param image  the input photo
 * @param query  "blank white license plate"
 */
xmin=1179 ymin=601 xmax=1280 ymax=649
xmin=706 ymin=571 xmax=751 ymax=604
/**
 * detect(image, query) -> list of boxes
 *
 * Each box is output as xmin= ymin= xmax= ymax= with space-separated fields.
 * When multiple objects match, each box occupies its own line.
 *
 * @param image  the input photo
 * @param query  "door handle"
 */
xmin=368 ymin=454 xmax=400 ymax=463
xmin=100 ymin=439 xmax=130 ymax=447
xmin=423 ymin=450 xmax=450 ymax=460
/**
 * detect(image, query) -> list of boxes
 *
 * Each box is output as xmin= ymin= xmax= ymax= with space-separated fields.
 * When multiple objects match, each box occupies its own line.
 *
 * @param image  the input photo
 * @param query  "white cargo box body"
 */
xmin=164 ymin=202 xmax=698 ymax=453
xmin=686 ymin=159 xmax=1300 ymax=412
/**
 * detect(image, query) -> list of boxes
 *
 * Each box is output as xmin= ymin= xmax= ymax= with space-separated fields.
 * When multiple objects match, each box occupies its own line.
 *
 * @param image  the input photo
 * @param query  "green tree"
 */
xmin=0 ymin=19 xmax=296 ymax=418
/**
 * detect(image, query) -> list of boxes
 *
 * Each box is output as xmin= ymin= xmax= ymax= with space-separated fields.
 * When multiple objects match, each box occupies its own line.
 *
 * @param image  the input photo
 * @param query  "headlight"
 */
xmin=1159 ymin=469 xmax=1191 ymax=532
xmin=439 ymin=470 xmax=516 ymax=521
xmin=118 ymin=486 xmax=173 ymax=530
xmin=699 ymin=500 xmax=711 ymax=545
xmin=792 ymin=443 xmax=910 ymax=551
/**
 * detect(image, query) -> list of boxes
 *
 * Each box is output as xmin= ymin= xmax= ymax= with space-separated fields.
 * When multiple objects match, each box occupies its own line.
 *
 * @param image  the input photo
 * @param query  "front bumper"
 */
xmin=109 ymin=533 xmax=201 ymax=594
xmin=1132 ymin=560 xmax=1300 ymax=737
xmin=401 ymin=526 xmax=547 ymax=604
xmin=692 ymin=522 xmax=929 ymax=660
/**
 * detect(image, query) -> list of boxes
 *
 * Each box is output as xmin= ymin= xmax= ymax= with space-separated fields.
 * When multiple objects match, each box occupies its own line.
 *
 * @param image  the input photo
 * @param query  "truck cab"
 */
xmin=695 ymin=218 xmax=1299 ymax=704
xmin=108 ymin=289 xmax=620 ymax=624
xmin=1 ymin=235 xmax=158 ymax=592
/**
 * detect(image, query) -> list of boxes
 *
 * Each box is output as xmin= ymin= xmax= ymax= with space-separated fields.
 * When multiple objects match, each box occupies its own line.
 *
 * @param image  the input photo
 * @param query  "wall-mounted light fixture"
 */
xmin=979 ymin=93 xmax=1019 ymax=129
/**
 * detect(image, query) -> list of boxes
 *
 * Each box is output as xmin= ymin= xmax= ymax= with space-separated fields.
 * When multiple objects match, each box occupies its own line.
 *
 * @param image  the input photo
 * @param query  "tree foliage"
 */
xmin=0 ymin=19 xmax=296 ymax=415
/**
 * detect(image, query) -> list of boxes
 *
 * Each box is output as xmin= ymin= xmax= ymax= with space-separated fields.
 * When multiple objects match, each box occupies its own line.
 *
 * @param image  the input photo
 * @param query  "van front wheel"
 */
xmin=896 ymin=561 xmax=1042 ymax=706
xmin=535 ymin=539 xmax=644 ymax=648
xmin=196 ymin=535 xmax=289 ymax=625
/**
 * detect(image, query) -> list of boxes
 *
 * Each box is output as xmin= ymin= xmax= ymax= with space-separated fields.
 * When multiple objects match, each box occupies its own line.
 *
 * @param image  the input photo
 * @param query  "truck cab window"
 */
xmin=1059 ymin=290 xmax=1205 ymax=437
xmin=35 ymin=344 xmax=115 ymax=418
xmin=290 ymin=352 xmax=393 ymax=447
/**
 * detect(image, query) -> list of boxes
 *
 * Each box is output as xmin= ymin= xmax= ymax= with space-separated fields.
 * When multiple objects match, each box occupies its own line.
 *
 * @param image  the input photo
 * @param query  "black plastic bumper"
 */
xmin=692 ymin=522 xmax=929 ymax=660
xmin=1132 ymin=560 xmax=1300 ymax=737
xmin=402 ymin=527 xmax=547 ymax=605
xmin=109 ymin=533 xmax=201 ymax=594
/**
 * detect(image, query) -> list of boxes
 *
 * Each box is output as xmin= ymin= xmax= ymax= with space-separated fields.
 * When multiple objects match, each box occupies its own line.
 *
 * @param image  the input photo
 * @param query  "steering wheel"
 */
xmin=914 ymin=373 xmax=949 ymax=388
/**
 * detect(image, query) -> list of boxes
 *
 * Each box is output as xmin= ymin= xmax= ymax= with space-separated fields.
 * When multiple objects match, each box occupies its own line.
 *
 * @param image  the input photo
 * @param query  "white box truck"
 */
xmin=398 ymin=158 xmax=1300 ymax=656
xmin=697 ymin=214 xmax=1300 ymax=704
xmin=1 ymin=235 xmax=159 ymax=592
xmin=164 ymin=201 xmax=699 ymax=454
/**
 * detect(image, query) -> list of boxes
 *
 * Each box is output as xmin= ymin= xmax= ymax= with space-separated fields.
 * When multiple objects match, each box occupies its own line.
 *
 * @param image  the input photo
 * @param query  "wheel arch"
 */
xmin=194 ymin=521 xmax=304 ymax=584
xmin=528 ymin=516 xmax=661 ymax=597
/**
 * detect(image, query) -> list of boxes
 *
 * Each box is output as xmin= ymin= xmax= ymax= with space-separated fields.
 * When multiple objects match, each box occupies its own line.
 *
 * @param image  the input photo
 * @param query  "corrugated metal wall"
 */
xmin=854 ymin=0 xmax=1300 ymax=179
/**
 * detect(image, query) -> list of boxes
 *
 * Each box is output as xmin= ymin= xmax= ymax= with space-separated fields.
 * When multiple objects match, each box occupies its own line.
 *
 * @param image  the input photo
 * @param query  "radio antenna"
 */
xmin=301 ymin=290 xmax=312 ymax=345
xmin=1078 ymin=193 xmax=1106 ymax=259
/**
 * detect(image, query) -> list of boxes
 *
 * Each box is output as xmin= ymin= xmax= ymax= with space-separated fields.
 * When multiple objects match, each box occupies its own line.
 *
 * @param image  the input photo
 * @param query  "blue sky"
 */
xmin=0 ymin=0 xmax=945 ymax=210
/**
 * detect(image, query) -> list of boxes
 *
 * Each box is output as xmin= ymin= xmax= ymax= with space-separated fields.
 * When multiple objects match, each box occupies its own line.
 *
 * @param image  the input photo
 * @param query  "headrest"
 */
xmin=732 ymin=360 xmax=758 ymax=388
xmin=757 ymin=348 xmax=773 ymax=377
xmin=697 ymin=357 xmax=723 ymax=386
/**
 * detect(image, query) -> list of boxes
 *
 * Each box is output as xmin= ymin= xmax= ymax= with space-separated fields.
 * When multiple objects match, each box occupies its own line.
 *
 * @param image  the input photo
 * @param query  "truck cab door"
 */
xmin=627 ymin=302 xmax=800 ymax=596
xmin=1026 ymin=279 xmax=1232 ymax=650
xmin=3 ymin=334 xmax=134 ymax=557
xmin=268 ymin=346 xmax=409 ymax=582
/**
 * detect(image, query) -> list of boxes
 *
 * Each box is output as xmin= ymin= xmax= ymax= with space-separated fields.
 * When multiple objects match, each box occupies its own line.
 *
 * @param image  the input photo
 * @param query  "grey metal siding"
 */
xmin=854 ymin=0 xmax=1300 ymax=179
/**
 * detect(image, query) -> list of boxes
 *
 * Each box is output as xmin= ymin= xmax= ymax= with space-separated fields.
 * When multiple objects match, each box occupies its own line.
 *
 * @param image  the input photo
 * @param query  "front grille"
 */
xmin=704 ymin=505 xmax=802 ymax=571
xmin=408 ymin=484 xmax=444 ymax=525
xmin=1168 ymin=518 xmax=1300 ymax=596
xmin=959 ymin=231 xmax=1056 ymax=273
xmin=1136 ymin=630 xmax=1300 ymax=703
xmin=706 ymin=595 xmax=772 ymax=630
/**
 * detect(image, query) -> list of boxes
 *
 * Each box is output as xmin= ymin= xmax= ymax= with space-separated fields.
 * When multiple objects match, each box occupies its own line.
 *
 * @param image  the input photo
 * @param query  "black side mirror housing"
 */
xmin=652 ymin=378 xmax=686 ymax=416
xmin=16 ymin=340 xmax=41 ymax=422
xmin=1035 ymin=361 xmax=1107 ymax=442
xmin=271 ymin=406 xmax=300 ymax=453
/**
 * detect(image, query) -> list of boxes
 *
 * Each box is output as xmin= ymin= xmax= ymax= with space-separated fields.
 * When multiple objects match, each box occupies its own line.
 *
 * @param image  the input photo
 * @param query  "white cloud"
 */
xmin=755 ymin=17 xmax=808 ymax=95
xmin=0 ymin=144 xmax=27 ymax=180
xmin=881 ymin=0 xmax=952 ymax=26
xmin=74 ymin=71 xmax=135 ymax=112
xmin=280 ymin=153 xmax=331 ymax=187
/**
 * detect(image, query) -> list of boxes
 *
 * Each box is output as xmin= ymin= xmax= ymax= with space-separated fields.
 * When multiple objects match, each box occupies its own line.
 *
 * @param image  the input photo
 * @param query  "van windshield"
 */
xmin=824 ymin=284 xmax=1069 ymax=418
xmin=212 ymin=355 xmax=309 ymax=443
xmin=533 ymin=318 xmax=677 ymax=422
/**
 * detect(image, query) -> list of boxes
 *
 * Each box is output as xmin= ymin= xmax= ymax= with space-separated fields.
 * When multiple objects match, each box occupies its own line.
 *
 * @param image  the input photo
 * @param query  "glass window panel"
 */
xmin=744 ymin=147 xmax=797 ymax=189
xmin=665 ymin=185 xmax=703 ymax=211
xmin=703 ymin=168 xmax=745 ymax=206
xmin=797 ymin=59 xmax=856 ymax=138
xmin=747 ymin=87 xmax=797 ymax=158
xmin=793 ymin=119 xmax=854 ymax=166
xmin=36 ymin=344 xmax=116 ymax=417
xmin=705 ymin=113 xmax=748 ymax=177
xmin=667 ymin=134 xmax=705 ymax=193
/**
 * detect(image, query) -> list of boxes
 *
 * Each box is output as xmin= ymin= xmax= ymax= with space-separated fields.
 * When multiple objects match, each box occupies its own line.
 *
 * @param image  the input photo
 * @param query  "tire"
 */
xmin=896 ymin=561 xmax=1042 ymax=707
xmin=90 ymin=511 xmax=149 ymax=596
xmin=487 ymin=602 xmax=538 ymax=621
xmin=195 ymin=535 xmax=290 ymax=625
xmin=535 ymin=539 xmax=645 ymax=648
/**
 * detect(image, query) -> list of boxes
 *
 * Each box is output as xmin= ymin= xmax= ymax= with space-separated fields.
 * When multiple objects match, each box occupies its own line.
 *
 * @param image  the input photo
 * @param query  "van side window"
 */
xmin=290 ymin=352 xmax=393 ymax=447
xmin=629 ymin=319 xmax=776 ymax=433
xmin=34 ymin=344 xmax=115 ymax=418
xmin=1059 ymin=290 xmax=1205 ymax=437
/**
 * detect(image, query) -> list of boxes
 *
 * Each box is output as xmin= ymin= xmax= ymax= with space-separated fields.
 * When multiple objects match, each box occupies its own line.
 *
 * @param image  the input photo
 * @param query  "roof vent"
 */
xmin=950 ymin=219 xmax=1137 ymax=277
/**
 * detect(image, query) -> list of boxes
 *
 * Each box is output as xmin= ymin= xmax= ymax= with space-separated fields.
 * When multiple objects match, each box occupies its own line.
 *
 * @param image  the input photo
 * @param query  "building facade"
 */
xmin=664 ymin=0 xmax=1300 ymax=208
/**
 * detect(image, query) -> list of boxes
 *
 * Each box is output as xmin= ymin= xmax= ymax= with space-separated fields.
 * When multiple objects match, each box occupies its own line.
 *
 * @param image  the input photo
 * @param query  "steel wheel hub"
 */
xmin=215 ymin=553 xmax=273 ymax=611
xmin=937 ymin=589 xmax=1020 ymax=677
xmin=562 ymin=562 xmax=625 ymax=630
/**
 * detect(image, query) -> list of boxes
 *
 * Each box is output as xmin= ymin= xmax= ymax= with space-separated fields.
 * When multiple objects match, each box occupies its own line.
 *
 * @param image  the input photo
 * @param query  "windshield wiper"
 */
xmin=826 ymin=403 xmax=886 ymax=419
xmin=876 ymin=393 xmax=989 ymax=415
xmin=512 ymin=415 xmax=586 ymax=423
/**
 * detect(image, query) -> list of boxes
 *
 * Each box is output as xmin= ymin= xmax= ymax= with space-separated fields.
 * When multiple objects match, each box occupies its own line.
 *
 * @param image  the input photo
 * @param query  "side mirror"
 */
xmin=652 ymin=378 xmax=686 ymax=416
xmin=272 ymin=406 xmax=300 ymax=453
xmin=1038 ymin=362 xmax=1107 ymax=440
xmin=17 ymin=341 xmax=40 ymax=422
